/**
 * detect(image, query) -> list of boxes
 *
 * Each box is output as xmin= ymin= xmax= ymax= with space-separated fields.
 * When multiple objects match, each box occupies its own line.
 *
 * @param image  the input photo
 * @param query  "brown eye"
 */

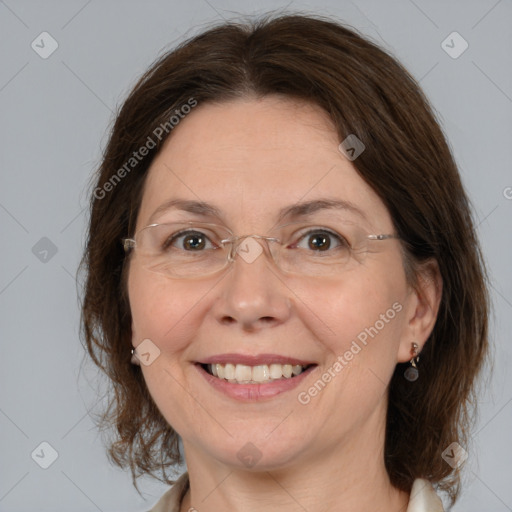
xmin=293 ymin=229 xmax=349 ymax=253
xmin=182 ymin=233 xmax=206 ymax=250
xmin=163 ymin=230 xmax=213 ymax=251
xmin=308 ymin=233 xmax=331 ymax=251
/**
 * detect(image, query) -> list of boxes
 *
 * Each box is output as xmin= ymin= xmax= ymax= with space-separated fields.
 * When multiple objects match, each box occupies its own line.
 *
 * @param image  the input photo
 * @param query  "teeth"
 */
xmin=282 ymin=364 xmax=292 ymax=378
xmin=269 ymin=363 xmax=282 ymax=379
xmin=207 ymin=362 xmax=309 ymax=383
xmin=235 ymin=364 xmax=252 ymax=383
xmin=224 ymin=363 xmax=235 ymax=380
xmin=252 ymin=365 xmax=270 ymax=381
xmin=292 ymin=365 xmax=303 ymax=376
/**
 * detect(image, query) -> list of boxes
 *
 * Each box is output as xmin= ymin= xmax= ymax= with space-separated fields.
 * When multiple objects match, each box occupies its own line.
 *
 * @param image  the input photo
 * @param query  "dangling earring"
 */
xmin=404 ymin=342 xmax=419 ymax=381
xmin=131 ymin=348 xmax=140 ymax=366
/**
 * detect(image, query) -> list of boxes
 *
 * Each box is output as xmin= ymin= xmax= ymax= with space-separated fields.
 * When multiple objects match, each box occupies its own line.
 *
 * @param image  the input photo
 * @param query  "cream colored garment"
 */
xmin=148 ymin=472 xmax=445 ymax=512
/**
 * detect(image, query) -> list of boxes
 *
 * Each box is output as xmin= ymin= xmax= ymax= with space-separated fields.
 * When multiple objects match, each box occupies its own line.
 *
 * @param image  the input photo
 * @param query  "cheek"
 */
xmin=298 ymin=259 xmax=408 ymax=369
xmin=128 ymin=267 xmax=197 ymax=351
xmin=127 ymin=268 xmax=199 ymax=427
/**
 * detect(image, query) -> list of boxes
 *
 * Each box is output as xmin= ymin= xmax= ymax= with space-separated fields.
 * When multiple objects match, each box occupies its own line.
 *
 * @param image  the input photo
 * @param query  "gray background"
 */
xmin=1 ymin=0 xmax=511 ymax=511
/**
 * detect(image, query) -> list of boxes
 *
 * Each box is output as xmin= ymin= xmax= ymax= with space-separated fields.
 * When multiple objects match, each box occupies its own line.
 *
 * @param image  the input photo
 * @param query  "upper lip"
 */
xmin=198 ymin=353 xmax=317 ymax=366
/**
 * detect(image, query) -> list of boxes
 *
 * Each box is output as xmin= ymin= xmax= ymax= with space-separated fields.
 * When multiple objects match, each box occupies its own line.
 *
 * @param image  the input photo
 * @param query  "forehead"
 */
xmin=136 ymin=96 xmax=392 ymax=231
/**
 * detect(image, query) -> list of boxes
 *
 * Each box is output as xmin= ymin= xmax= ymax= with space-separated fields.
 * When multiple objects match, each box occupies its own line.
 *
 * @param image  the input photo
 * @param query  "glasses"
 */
xmin=122 ymin=221 xmax=400 ymax=278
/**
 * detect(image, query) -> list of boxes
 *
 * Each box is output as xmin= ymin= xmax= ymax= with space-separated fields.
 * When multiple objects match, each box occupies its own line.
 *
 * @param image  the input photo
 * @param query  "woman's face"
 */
xmin=128 ymin=96 xmax=420 ymax=471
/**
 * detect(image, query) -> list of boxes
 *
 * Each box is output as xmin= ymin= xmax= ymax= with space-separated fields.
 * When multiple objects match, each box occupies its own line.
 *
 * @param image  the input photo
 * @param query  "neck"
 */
xmin=180 ymin=403 xmax=410 ymax=512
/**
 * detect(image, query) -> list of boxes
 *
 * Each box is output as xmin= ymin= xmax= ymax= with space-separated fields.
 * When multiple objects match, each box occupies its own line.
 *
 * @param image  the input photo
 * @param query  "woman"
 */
xmin=80 ymin=13 xmax=490 ymax=512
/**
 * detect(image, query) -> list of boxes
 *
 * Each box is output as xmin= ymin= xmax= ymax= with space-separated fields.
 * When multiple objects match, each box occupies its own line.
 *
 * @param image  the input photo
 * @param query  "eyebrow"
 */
xmin=149 ymin=199 xmax=223 ymax=223
xmin=276 ymin=198 xmax=368 ymax=224
xmin=149 ymin=197 xmax=368 ymax=224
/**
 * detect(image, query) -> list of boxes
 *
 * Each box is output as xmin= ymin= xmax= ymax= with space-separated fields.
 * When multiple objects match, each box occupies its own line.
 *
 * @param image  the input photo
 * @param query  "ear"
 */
xmin=397 ymin=258 xmax=443 ymax=363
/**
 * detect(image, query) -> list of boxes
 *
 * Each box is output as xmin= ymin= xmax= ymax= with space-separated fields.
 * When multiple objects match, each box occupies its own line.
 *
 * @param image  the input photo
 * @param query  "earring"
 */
xmin=131 ymin=348 xmax=140 ymax=366
xmin=404 ymin=342 xmax=420 ymax=381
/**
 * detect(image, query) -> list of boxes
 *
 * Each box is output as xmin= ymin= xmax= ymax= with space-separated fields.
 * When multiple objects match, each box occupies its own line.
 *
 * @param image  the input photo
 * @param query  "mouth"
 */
xmin=198 ymin=362 xmax=316 ymax=384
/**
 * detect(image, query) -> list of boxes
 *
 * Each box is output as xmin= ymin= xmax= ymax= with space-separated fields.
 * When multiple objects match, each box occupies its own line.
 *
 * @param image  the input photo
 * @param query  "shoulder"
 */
xmin=147 ymin=472 xmax=190 ymax=512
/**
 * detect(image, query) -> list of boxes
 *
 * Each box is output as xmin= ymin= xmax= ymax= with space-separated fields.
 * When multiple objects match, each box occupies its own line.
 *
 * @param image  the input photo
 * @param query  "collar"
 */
xmin=407 ymin=478 xmax=445 ymax=511
xmin=149 ymin=472 xmax=445 ymax=512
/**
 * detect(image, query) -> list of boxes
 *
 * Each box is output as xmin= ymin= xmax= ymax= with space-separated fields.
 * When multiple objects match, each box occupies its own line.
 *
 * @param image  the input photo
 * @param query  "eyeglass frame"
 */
xmin=122 ymin=221 xmax=400 ymax=277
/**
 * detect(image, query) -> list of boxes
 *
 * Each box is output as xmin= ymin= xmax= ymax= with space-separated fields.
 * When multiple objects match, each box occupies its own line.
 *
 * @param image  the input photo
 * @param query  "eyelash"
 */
xmin=292 ymin=228 xmax=349 ymax=250
xmin=165 ymin=228 xmax=350 ymax=251
xmin=162 ymin=230 xmax=215 ymax=250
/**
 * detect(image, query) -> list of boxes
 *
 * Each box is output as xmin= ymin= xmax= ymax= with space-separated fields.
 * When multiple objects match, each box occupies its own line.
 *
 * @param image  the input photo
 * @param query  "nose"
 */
xmin=213 ymin=237 xmax=292 ymax=332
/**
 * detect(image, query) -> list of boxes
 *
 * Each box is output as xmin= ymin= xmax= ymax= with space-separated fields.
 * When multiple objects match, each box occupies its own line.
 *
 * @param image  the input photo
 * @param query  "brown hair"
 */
xmin=79 ymin=12 xmax=490 ymax=506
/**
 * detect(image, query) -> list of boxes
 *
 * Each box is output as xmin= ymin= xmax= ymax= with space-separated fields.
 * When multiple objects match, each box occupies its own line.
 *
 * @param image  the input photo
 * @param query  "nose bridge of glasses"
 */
xmin=225 ymin=234 xmax=280 ymax=264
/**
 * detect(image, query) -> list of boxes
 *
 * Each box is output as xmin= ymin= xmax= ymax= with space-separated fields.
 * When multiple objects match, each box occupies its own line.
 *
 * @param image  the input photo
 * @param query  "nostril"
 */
xmin=221 ymin=316 xmax=237 ymax=326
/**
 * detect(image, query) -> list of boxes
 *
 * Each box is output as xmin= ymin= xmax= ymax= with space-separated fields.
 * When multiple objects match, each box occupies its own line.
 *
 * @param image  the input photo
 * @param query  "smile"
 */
xmin=195 ymin=362 xmax=318 ymax=401
xmin=202 ymin=362 xmax=313 ymax=384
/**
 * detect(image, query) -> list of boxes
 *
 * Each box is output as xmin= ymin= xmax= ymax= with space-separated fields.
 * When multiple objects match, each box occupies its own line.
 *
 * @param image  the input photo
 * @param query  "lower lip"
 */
xmin=195 ymin=364 xmax=317 ymax=401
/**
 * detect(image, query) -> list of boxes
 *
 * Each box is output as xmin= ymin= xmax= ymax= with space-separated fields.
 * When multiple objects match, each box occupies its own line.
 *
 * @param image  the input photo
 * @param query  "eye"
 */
xmin=163 ymin=229 xmax=217 ymax=251
xmin=292 ymin=228 xmax=350 ymax=252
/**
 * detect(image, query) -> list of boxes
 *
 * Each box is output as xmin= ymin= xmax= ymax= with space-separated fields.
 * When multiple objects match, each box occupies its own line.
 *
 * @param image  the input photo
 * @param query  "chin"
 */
xmin=201 ymin=433 xmax=310 ymax=472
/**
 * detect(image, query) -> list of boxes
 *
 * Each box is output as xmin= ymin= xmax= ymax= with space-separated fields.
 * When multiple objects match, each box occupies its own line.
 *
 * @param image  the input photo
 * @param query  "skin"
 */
xmin=127 ymin=95 xmax=442 ymax=512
